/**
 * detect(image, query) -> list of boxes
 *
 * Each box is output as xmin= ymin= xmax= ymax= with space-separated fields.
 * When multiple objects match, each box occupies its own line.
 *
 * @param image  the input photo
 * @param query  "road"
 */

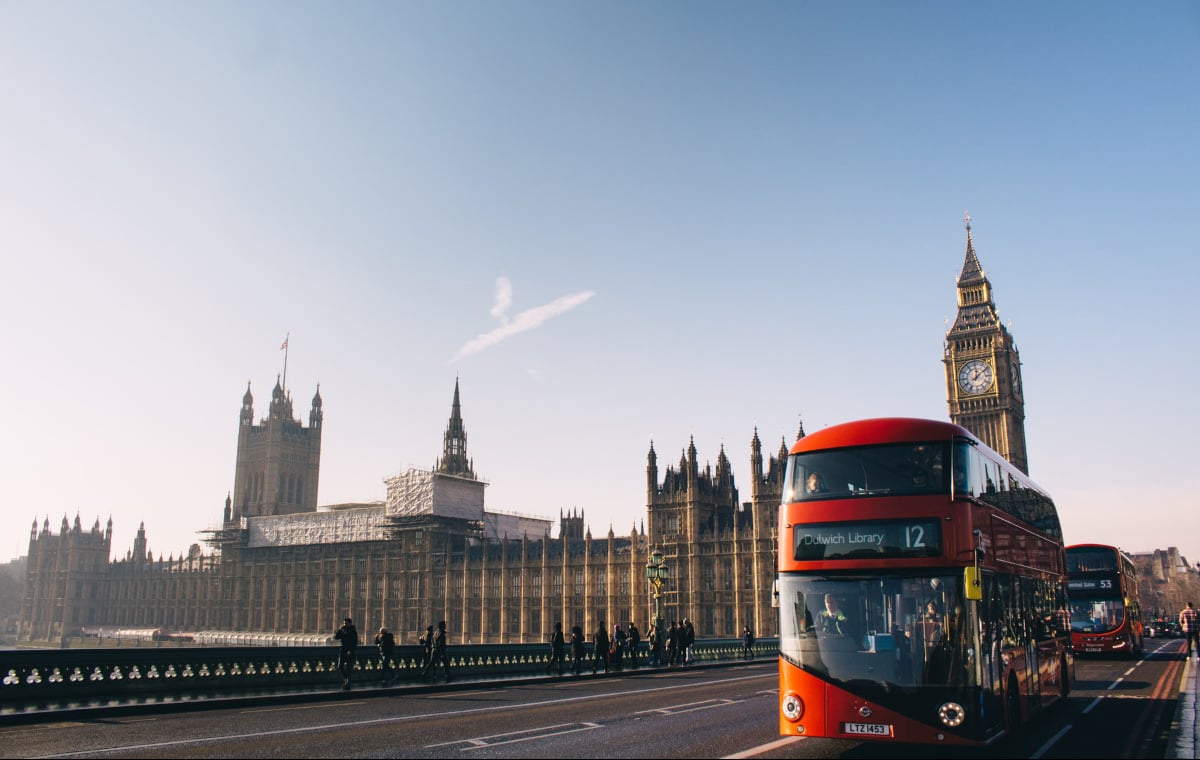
xmin=1 ymin=639 xmax=1186 ymax=759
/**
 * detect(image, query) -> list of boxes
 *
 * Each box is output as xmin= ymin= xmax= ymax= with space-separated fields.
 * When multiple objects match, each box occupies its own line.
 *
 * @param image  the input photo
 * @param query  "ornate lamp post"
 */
xmin=646 ymin=546 xmax=669 ymax=639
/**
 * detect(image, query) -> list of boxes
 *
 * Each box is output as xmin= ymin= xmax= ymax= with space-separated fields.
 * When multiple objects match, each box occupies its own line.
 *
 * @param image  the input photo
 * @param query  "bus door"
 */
xmin=989 ymin=574 xmax=1035 ymax=713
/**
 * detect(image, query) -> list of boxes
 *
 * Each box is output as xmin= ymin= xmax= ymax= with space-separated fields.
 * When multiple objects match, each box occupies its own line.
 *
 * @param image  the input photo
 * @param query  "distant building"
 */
xmin=18 ymin=378 xmax=782 ymax=645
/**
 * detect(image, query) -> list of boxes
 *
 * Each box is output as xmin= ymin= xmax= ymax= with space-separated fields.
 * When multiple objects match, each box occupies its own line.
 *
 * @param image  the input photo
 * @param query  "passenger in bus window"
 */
xmin=806 ymin=472 xmax=828 ymax=495
xmin=923 ymin=601 xmax=942 ymax=623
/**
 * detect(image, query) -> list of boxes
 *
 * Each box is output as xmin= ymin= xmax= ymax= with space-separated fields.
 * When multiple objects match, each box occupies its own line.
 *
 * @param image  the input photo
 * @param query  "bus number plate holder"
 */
xmin=843 ymin=722 xmax=893 ymax=737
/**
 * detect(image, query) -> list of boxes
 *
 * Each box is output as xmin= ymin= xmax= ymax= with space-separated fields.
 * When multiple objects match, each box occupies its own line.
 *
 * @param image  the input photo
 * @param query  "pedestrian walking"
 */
xmin=419 ymin=624 xmax=435 ymax=674
xmin=593 ymin=620 xmax=610 ymax=674
xmin=375 ymin=626 xmax=396 ymax=684
xmin=334 ymin=616 xmax=358 ymax=690
xmin=628 ymin=622 xmax=641 ymax=668
xmin=569 ymin=625 xmax=586 ymax=675
xmin=683 ymin=618 xmax=696 ymax=665
xmin=546 ymin=622 xmax=566 ymax=675
xmin=421 ymin=620 xmax=452 ymax=682
xmin=741 ymin=626 xmax=755 ymax=660
xmin=611 ymin=623 xmax=627 ymax=669
xmin=647 ymin=623 xmax=660 ymax=667
xmin=1181 ymin=601 xmax=1200 ymax=659
xmin=666 ymin=620 xmax=679 ymax=666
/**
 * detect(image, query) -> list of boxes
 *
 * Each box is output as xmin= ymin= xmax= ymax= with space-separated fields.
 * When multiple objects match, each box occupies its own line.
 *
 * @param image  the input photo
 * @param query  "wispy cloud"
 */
xmin=489 ymin=277 xmax=513 ymax=323
xmin=452 ymin=277 xmax=595 ymax=361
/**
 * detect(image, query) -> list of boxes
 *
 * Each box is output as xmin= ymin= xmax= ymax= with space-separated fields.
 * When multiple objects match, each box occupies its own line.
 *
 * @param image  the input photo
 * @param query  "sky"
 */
xmin=2 ymin=2 xmax=1198 ymax=569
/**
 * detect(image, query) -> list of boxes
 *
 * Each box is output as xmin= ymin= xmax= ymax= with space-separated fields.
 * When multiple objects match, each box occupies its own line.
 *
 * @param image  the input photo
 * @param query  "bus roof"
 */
xmin=789 ymin=417 xmax=978 ymax=455
xmin=1066 ymin=543 xmax=1130 ymax=557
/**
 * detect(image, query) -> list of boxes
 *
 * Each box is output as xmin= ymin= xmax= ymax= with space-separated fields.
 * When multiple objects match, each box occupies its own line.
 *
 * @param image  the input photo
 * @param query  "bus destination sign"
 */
xmin=1068 ymin=577 xmax=1116 ymax=592
xmin=793 ymin=520 xmax=942 ymax=561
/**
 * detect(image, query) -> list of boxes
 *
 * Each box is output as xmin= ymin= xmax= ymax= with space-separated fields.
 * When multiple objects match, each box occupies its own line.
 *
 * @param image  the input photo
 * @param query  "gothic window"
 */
xmin=594 ymin=569 xmax=606 ymax=595
xmin=509 ymin=573 xmax=521 ymax=597
xmin=703 ymin=564 xmax=715 ymax=591
xmin=432 ymin=576 xmax=444 ymax=598
xmin=552 ymin=571 xmax=563 ymax=596
xmin=472 ymin=574 xmax=482 ymax=598
xmin=490 ymin=574 xmax=501 ymax=598
xmin=574 ymin=570 xmax=584 ymax=596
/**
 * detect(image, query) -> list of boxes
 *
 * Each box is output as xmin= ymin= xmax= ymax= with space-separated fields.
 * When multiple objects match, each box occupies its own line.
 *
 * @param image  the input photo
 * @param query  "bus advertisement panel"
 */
xmin=1066 ymin=543 xmax=1144 ymax=657
xmin=777 ymin=418 xmax=1073 ymax=747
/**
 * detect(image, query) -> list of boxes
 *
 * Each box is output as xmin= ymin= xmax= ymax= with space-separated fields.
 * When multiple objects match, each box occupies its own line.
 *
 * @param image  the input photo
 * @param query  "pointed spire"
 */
xmin=438 ymin=376 xmax=475 ymax=478
xmin=957 ymin=210 xmax=986 ymax=285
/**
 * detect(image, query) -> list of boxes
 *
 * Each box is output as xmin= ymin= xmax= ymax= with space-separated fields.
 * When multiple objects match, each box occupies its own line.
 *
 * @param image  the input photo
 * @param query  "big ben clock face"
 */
xmin=958 ymin=359 xmax=994 ymax=395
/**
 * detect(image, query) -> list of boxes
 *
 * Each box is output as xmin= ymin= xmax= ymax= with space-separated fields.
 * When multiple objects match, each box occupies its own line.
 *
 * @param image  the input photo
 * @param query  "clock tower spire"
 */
xmin=943 ymin=213 xmax=1029 ymax=473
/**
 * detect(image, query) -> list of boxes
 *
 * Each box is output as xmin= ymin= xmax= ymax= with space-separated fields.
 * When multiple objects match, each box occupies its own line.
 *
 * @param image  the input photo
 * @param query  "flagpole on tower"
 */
xmin=281 ymin=333 xmax=290 ymax=391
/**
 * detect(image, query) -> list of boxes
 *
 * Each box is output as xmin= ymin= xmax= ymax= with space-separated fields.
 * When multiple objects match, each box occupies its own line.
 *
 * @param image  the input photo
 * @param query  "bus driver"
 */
xmin=820 ymin=594 xmax=848 ymax=636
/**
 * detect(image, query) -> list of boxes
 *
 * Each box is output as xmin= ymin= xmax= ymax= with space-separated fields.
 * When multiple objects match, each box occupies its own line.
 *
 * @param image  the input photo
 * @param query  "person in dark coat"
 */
xmin=546 ymin=622 xmax=566 ymax=675
xmin=683 ymin=618 xmax=696 ymax=665
xmin=611 ymin=623 xmax=627 ymax=669
xmin=592 ymin=620 xmax=610 ymax=674
xmin=418 ymin=624 xmax=435 ymax=674
xmin=334 ymin=617 xmax=359 ymax=690
xmin=569 ymin=625 xmax=586 ymax=675
xmin=627 ymin=622 xmax=641 ymax=668
xmin=666 ymin=621 xmax=679 ymax=666
xmin=421 ymin=620 xmax=451 ymax=682
xmin=375 ymin=626 xmax=396 ymax=684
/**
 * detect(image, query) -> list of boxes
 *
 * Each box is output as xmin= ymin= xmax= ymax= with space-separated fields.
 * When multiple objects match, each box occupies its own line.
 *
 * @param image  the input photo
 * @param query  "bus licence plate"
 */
xmin=843 ymin=722 xmax=892 ymax=737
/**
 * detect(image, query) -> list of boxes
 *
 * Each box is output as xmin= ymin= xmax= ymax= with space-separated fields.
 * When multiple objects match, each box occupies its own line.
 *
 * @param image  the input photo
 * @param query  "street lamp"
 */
xmin=646 ymin=546 xmax=669 ymax=639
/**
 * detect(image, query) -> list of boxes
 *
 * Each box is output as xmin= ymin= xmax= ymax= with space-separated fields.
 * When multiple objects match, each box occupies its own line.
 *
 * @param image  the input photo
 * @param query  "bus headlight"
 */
xmin=937 ymin=702 xmax=965 ymax=727
xmin=782 ymin=692 xmax=804 ymax=721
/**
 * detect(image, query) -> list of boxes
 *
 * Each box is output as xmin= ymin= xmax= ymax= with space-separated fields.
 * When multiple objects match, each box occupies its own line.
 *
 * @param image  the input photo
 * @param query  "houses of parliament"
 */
xmin=18 ymin=218 xmax=1029 ymax=646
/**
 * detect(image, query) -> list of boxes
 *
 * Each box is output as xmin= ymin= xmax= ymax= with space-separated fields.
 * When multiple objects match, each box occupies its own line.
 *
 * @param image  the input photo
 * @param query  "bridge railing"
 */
xmin=0 ymin=638 xmax=776 ymax=716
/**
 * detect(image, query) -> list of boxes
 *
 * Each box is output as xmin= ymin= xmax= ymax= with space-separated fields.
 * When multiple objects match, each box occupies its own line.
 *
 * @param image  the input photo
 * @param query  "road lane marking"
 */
xmin=242 ymin=702 xmax=363 ymax=713
xmin=722 ymin=736 xmax=806 ymax=758
xmin=636 ymin=698 xmax=743 ymax=715
xmin=426 ymin=721 xmax=602 ymax=749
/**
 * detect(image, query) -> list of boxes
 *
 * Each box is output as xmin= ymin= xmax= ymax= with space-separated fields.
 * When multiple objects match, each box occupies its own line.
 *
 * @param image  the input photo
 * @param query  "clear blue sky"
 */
xmin=2 ymin=2 xmax=1197 ymax=568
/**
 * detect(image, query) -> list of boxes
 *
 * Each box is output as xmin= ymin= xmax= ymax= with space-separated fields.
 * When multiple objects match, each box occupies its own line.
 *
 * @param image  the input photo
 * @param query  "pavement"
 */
xmin=1170 ymin=653 xmax=1198 ymax=760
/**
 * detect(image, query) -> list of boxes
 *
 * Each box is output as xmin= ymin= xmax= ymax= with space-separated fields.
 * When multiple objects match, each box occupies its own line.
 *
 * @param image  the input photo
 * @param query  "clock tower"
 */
xmin=944 ymin=213 xmax=1029 ymax=474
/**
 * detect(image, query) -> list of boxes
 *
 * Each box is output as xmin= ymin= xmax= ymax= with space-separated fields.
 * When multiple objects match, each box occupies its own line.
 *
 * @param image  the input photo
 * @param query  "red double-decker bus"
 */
xmin=777 ymin=418 xmax=1073 ymax=746
xmin=1066 ymin=543 xmax=1144 ymax=657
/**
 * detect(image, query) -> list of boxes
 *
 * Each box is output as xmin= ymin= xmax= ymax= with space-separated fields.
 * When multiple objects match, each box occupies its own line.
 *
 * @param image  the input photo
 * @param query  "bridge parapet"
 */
xmin=0 ymin=639 xmax=776 ymax=717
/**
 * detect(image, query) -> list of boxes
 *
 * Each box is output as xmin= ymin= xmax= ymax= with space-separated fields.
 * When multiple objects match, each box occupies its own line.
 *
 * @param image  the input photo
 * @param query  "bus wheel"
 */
xmin=1005 ymin=675 xmax=1022 ymax=731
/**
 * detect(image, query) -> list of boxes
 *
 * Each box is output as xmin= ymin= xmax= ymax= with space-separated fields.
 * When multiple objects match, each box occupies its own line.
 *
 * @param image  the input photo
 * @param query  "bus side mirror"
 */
xmin=964 ymin=566 xmax=982 ymax=601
